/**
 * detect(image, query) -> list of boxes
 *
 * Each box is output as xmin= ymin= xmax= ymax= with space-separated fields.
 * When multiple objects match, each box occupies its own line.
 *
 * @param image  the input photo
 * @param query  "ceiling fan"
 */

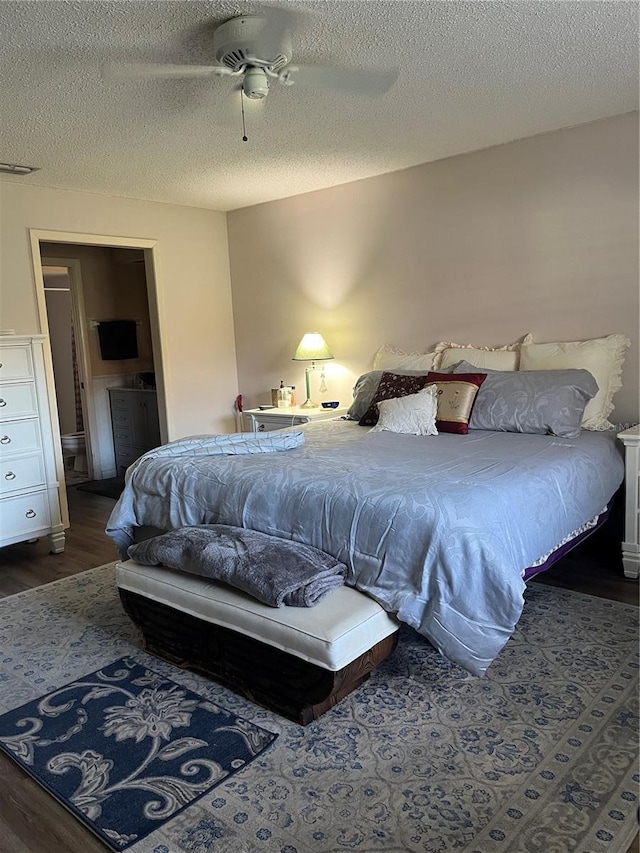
xmin=103 ymin=13 xmax=398 ymax=104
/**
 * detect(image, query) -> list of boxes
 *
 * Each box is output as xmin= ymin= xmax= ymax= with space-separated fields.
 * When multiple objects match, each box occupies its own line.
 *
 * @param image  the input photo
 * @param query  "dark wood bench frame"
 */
xmin=119 ymin=587 xmax=399 ymax=725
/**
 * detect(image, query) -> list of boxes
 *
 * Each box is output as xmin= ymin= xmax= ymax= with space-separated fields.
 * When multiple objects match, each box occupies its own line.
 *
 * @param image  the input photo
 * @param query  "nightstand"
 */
xmin=618 ymin=425 xmax=640 ymax=579
xmin=244 ymin=405 xmax=348 ymax=433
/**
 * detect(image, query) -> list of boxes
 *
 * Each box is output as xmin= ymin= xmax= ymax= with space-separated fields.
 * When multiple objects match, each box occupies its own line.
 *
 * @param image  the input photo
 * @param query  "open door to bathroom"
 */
xmin=33 ymin=235 xmax=166 ymax=491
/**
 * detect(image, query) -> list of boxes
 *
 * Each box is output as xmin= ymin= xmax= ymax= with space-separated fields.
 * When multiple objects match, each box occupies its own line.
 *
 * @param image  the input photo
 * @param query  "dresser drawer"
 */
xmin=115 ymin=445 xmax=140 ymax=470
xmin=0 ymin=453 xmax=46 ymax=494
xmin=0 ymin=345 xmax=34 ymax=382
xmin=0 ymin=490 xmax=51 ymax=539
xmin=112 ymin=426 xmax=132 ymax=444
xmin=0 ymin=382 xmax=38 ymax=420
xmin=109 ymin=390 xmax=132 ymax=409
xmin=111 ymin=410 xmax=133 ymax=429
xmin=0 ymin=418 xmax=42 ymax=457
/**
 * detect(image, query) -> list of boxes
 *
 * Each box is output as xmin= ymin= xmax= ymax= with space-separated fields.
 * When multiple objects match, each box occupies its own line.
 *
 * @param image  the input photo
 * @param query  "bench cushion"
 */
xmin=116 ymin=560 xmax=399 ymax=672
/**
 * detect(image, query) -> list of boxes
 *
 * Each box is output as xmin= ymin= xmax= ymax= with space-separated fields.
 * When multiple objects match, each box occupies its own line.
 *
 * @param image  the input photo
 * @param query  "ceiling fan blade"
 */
xmin=102 ymin=62 xmax=234 ymax=80
xmin=287 ymin=65 xmax=398 ymax=97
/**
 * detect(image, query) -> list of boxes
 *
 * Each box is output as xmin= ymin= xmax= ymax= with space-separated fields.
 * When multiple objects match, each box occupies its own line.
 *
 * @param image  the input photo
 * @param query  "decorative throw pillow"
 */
xmin=452 ymin=360 xmax=599 ymax=438
xmin=373 ymin=343 xmax=439 ymax=372
xmin=435 ymin=336 xmax=527 ymax=371
xmin=347 ymin=366 xmax=456 ymax=421
xmin=519 ymin=333 xmax=630 ymax=430
xmin=425 ymin=371 xmax=487 ymax=434
xmin=370 ymin=385 xmax=439 ymax=436
xmin=359 ymin=371 xmax=430 ymax=426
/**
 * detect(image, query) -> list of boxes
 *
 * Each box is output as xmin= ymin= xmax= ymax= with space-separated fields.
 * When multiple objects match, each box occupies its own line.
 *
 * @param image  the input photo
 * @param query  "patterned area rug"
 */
xmin=0 ymin=564 xmax=637 ymax=853
xmin=0 ymin=657 xmax=276 ymax=851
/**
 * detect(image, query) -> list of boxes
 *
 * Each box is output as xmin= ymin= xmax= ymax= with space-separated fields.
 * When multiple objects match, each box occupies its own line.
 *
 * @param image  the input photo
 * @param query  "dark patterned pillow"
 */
xmin=425 ymin=371 xmax=487 ymax=434
xmin=358 ymin=371 xmax=429 ymax=426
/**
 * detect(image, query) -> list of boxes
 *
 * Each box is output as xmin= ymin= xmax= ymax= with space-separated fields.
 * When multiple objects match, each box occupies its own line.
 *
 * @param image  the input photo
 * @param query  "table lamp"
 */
xmin=292 ymin=332 xmax=334 ymax=408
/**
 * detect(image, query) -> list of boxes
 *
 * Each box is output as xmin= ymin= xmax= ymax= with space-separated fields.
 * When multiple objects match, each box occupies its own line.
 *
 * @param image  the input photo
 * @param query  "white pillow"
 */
xmin=519 ymin=333 xmax=630 ymax=430
xmin=435 ymin=337 xmax=526 ymax=371
xmin=373 ymin=343 xmax=438 ymax=372
xmin=369 ymin=385 xmax=439 ymax=436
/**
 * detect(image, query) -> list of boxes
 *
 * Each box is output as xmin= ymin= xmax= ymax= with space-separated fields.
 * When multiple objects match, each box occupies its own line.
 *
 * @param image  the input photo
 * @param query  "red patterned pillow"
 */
xmin=359 ymin=371 xmax=429 ymax=426
xmin=425 ymin=372 xmax=487 ymax=434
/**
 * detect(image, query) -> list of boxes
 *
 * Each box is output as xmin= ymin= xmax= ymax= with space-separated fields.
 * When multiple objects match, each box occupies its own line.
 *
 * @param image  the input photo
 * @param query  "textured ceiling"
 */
xmin=0 ymin=0 xmax=637 ymax=211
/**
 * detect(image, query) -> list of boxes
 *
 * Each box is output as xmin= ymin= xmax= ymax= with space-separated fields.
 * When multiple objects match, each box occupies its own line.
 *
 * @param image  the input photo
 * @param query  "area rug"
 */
xmin=0 ymin=564 xmax=637 ymax=853
xmin=0 ymin=657 xmax=277 ymax=851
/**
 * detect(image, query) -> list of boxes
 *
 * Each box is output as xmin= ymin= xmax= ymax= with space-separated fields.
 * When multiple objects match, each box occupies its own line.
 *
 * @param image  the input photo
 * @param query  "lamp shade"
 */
xmin=292 ymin=333 xmax=334 ymax=362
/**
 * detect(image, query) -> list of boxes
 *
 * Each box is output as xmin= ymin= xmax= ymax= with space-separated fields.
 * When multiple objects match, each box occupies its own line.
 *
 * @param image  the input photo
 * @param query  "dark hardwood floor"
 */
xmin=0 ymin=486 xmax=119 ymax=597
xmin=0 ymin=485 xmax=637 ymax=852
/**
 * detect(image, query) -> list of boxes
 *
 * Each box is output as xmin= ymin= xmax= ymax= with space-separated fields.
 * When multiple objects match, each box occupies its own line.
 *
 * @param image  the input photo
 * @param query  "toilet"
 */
xmin=61 ymin=431 xmax=87 ymax=473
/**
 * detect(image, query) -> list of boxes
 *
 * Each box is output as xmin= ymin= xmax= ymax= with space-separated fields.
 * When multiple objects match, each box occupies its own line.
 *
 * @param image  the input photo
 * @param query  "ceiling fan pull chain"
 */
xmin=241 ymin=90 xmax=248 ymax=142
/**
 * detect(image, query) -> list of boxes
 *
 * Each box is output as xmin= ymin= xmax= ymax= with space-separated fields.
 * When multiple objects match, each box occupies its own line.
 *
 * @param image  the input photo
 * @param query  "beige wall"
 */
xmin=228 ymin=113 xmax=639 ymax=424
xmin=1 ymin=114 xmax=636 ymax=442
xmin=0 ymin=183 xmax=237 ymax=437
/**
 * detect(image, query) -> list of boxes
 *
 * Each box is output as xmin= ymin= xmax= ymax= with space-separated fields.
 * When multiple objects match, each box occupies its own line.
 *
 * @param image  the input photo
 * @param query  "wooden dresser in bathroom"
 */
xmin=0 ymin=335 xmax=67 ymax=552
xmin=108 ymin=387 xmax=161 ymax=476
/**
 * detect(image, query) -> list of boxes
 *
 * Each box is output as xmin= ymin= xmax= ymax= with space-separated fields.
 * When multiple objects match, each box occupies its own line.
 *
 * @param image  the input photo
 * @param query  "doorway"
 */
xmin=30 ymin=231 xmax=166 ymax=502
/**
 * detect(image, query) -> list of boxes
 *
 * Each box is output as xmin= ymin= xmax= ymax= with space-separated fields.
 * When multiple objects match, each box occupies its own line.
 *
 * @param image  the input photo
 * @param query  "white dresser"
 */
xmin=618 ymin=425 xmax=640 ymax=580
xmin=0 ymin=335 xmax=67 ymax=553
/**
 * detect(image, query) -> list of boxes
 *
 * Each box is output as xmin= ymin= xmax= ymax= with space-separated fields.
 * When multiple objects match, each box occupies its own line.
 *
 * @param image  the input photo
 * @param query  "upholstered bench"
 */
xmin=116 ymin=560 xmax=400 ymax=725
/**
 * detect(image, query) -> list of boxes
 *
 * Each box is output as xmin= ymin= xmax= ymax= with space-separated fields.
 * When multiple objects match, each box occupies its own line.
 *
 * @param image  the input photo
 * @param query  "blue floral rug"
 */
xmin=0 ymin=656 xmax=276 ymax=851
xmin=0 ymin=564 xmax=637 ymax=852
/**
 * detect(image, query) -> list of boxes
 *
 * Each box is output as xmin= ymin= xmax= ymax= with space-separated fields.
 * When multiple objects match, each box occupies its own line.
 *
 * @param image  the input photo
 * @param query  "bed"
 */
xmin=106 ymin=418 xmax=624 ymax=678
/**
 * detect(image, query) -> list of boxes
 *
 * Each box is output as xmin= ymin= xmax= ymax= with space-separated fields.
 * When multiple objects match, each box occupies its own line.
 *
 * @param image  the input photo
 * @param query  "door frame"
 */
xmin=29 ymin=230 xmax=167 ymax=481
xmin=41 ymin=256 xmax=96 ymax=478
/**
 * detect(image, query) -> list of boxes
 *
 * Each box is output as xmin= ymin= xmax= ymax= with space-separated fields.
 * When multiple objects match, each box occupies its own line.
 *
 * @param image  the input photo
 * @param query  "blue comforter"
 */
xmin=106 ymin=421 xmax=624 ymax=676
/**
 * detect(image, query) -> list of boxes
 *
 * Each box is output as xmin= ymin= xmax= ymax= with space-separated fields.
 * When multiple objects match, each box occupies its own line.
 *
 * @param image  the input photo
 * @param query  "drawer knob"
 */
xmin=258 ymin=423 xmax=266 ymax=431
xmin=25 ymin=509 xmax=36 ymax=518
xmin=0 ymin=399 xmax=6 ymax=408
xmin=4 ymin=471 xmax=16 ymax=480
xmin=0 ymin=435 xmax=10 ymax=444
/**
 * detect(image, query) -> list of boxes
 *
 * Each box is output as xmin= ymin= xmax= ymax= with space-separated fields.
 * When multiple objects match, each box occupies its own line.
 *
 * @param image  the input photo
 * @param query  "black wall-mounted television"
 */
xmin=97 ymin=320 xmax=138 ymax=360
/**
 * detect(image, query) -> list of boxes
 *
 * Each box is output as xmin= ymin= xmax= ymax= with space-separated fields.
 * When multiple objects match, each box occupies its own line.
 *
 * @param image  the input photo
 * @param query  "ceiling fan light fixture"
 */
xmin=243 ymin=66 xmax=269 ymax=99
